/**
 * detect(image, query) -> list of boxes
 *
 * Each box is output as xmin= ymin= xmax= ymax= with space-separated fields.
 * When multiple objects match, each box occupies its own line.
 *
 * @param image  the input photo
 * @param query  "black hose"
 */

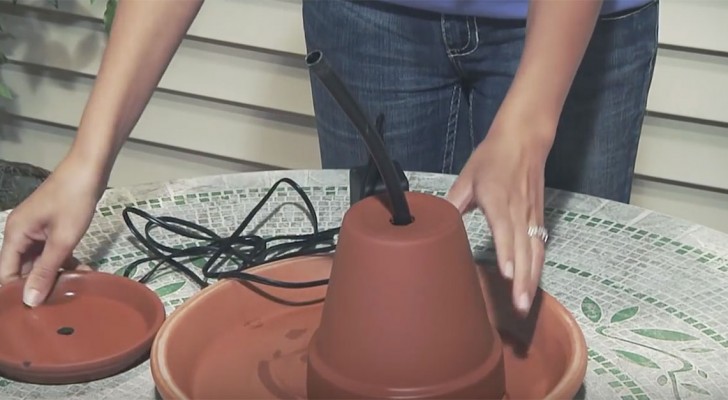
xmin=306 ymin=50 xmax=413 ymax=226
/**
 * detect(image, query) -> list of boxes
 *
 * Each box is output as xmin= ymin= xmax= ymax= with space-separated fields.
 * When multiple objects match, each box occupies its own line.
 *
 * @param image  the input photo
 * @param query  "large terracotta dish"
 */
xmin=0 ymin=270 xmax=165 ymax=384
xmin=151 ymin=255 xmax=587 ymax=399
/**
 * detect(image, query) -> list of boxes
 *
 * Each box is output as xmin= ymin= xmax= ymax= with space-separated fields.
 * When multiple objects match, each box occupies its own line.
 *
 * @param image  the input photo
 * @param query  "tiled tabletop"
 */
xmin=1 ymin=170 xmax=727 ymax=399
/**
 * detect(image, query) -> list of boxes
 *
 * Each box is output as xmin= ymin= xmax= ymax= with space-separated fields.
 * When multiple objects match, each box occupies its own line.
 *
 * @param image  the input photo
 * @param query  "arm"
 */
xmin=497 ymin=0 xmax=603 ymax=142
xmin=447 ymin=1 xmax=604 ymax=314
xmin=68 ymin=0 xmax=204 ymax=189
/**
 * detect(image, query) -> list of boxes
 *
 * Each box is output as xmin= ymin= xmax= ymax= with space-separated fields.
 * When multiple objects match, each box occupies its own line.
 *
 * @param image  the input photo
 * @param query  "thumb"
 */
xmin=445 ymin=174 xmax=475 ymax=214
xmin=23 ymin=236 xmax=73 ymax=307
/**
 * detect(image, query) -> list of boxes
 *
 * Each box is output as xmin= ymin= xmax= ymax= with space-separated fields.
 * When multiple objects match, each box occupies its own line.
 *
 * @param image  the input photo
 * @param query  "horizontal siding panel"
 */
xmin=6 ymin=13 xmax=728 ymax=126
xmin=189 ymin=0 xmax=305 ymax=55
xmin=0 ymin=12 xmax=314 ymax=117
xmin=660 ymin=0 xmax=728 ymax=54
xmin=0 ymin=118 xmax=260 ymax=188
xmin=0 ymin=0 xmax=307 ymax=55
xmin=1 ymin=65 xmax=322 ymax=169
xmin=631 ymin=178 xmax=728 ymax=234
xmin=8 ymin=0 xmax=725 ymax=55
xmin=647 ymin=48 xmax=728 ymax=124
xmin=635 ymin=116 xmax=728 ymax=192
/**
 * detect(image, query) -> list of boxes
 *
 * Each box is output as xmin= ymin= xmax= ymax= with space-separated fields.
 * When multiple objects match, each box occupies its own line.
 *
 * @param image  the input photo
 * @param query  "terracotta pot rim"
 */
xmin=151 ymin=256 xmax=319 ymax=399
xmin=151 ymin=278 xmax=231 ymax=399
xmin=151 ymin=255 xmax=588 ymax=400
xmin=0 ymin=270 xmax=166 ymax=384
xmin=535 ymin=288 xmax=589 ymax=400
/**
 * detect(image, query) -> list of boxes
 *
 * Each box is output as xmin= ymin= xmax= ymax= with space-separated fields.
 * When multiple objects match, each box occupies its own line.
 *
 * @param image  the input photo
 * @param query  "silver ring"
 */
xmin=527 ymin=225 xmax=549 ymax=243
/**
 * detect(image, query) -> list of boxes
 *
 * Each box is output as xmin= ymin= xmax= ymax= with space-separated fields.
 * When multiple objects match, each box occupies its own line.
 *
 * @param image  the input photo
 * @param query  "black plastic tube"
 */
xmin=306 ymin=50 xmax=413 ymax=226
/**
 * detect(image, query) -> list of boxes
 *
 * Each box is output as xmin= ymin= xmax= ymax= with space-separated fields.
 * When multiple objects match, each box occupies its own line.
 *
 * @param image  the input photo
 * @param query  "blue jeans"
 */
xmin=302 ymin=0 xmax=658 ymax=203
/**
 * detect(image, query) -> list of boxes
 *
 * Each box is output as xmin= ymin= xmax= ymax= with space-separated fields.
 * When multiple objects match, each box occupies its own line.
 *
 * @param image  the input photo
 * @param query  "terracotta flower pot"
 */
xmin=150 ymin=257 xmax=586 ymax=400
xmin=149 ymin=193 xmax=587 ymax=400
xmin=306 ymin=191 xmax=506 ymax=399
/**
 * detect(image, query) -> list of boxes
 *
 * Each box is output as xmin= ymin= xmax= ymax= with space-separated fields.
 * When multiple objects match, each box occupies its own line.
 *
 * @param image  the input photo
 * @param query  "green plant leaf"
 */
xmin=681 ymin=383 xmax=710 ymax=396
xmin=581 ymin=297 xmax=602 ymax=323
xmin=610 ymin=306 xmax=639 ymax=323
xmin=46 ymin=0 xmax=59 ymax=8
xmin=0 ymin=52 xmax=7 ymax=64
xmin=681 ymin=347 xmax=714 ymax=353
xmin=631 ymin=328 xmax=699 ymax=342
xmin=657 ymin=375 xmax=668 ymax=386
xmin=0 ymin=81 xmax=13 ymax=99
xmin=104 ymin=0 xmax=118 ymax=33
xmin=155 ymin=281 xmax=185 ymax=297
xmin=697 ymin=369 xmax=708 ymax=379
xmin=614 ymin=349 xmax=660 ymax=369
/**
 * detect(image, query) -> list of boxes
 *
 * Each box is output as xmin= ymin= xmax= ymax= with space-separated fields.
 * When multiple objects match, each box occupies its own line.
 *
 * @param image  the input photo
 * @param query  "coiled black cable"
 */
xmin=120 ymin=177 xmax=339 ymax=289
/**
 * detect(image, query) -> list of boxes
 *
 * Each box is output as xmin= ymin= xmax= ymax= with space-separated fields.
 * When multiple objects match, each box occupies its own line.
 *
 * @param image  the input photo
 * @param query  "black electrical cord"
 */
xmin=120 ymin=177 xmax=339 ymax=289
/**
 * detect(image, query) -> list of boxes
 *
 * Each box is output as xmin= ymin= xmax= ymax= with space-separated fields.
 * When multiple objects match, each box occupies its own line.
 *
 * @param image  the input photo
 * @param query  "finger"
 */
xmin=61 ymin=257 xmax=93 ymax=272
xmin=479 ymin=190 xmax=515 ymax=280
xmin=0 ymin=230 xmax=32 ymax=285
xmin=530 ymin=234 xmax=546 ymax=288
xmin=76 ymin=264 xmax=93 ymax=272
xmin=511 ymin=204 xmax=533 ymax=314
xmin=18 ymin=241 xmax=45 ymax=278
xmin=0 ymin=246 xmax=23 ymax=284
xmin=446 ymin=173 xmax=476 ymax=214
xmin=21 ymin=259 xmax=34 ymax=277
xmin=61 ymin=256 xmax=82 ymax=271
xmin=23 ymin=236 xmax=74 ymax=307
xmin=529 ymin=188 xmax=547 ymax=294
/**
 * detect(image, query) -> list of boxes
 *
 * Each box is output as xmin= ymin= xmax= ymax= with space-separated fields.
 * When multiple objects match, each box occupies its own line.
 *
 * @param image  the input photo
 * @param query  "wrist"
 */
xmin=492 ymin=95 xmax=559 ymax=147
xmin=64 ymin=141 xmax=114 ymax=199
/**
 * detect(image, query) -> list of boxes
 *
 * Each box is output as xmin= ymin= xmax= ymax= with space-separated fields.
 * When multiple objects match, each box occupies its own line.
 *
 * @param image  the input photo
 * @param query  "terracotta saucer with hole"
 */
xmin=150 ymin=255 xmax=587 ymax=399
xmin=0 ymin=270 xmax=165 ymax=384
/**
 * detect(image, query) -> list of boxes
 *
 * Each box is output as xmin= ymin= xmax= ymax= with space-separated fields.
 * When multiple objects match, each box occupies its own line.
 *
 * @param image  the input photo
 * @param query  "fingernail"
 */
xmin=23 ymin=288 xmax=42 ymax=308
xmin=504 ymin=261 xmax=514 ymax=279
xmin=516 ymin=292 xmax=531 ymax=312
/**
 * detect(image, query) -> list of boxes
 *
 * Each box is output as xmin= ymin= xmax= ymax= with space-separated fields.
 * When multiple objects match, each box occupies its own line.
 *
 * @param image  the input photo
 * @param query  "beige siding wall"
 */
xmin=1 ymin=0 xmax=727 ymax=232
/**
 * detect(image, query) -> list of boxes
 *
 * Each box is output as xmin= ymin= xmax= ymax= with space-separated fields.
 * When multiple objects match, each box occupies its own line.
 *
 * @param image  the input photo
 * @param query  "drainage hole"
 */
xmin=57 ymin=326 xmax=74 ymax=335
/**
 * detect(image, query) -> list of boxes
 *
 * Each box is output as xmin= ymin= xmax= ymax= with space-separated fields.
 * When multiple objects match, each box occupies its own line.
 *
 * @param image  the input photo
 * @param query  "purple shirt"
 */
xmin=380 ymin=0 xmax=652 ymax=19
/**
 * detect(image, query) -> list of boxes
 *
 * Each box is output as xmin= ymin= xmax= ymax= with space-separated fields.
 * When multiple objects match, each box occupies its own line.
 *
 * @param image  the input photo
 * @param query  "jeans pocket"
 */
xmin=599 ymin=0 xmax=658 ymax=21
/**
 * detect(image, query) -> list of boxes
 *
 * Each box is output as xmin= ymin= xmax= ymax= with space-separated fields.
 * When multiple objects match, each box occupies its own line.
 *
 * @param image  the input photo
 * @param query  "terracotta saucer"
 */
xmin=151 ymin=255 xmax=587 ymax=399
xmin=0 ymin=270 xmax=166 ymax=384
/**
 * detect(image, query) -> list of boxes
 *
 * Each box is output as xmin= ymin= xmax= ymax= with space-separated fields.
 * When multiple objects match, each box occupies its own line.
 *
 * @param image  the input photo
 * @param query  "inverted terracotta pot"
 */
xmin=307 ymin=192 xmax=505 ymax=399
xmin=0 ymin=270 xmax=165 ymax=384
xmin=150 ymin=258 xmax=587 ymax=399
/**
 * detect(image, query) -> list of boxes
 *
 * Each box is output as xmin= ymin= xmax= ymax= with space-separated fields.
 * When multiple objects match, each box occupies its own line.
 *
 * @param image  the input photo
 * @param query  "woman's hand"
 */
xmin=0 ymin=155 xmax=104 ymax=307
xmin=446 ymin=0 xmax=602 ymax=314
xmin=447 ymin=116 xmax=554 ymax=315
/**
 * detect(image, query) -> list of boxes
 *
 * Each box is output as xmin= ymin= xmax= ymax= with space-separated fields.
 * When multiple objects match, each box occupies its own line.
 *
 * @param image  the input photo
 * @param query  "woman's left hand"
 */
xmin=446 ymin=117 xmax=554 ymax=315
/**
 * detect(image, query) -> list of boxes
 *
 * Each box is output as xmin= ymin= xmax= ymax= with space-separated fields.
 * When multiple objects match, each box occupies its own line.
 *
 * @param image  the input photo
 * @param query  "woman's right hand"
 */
xmin=0 ymin=156 xmax=105 ymax=307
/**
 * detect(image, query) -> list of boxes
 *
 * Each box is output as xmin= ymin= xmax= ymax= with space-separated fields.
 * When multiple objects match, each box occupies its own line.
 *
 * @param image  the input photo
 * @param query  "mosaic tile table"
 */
xmin=1 ymin=169 xmax=727 ymax=399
